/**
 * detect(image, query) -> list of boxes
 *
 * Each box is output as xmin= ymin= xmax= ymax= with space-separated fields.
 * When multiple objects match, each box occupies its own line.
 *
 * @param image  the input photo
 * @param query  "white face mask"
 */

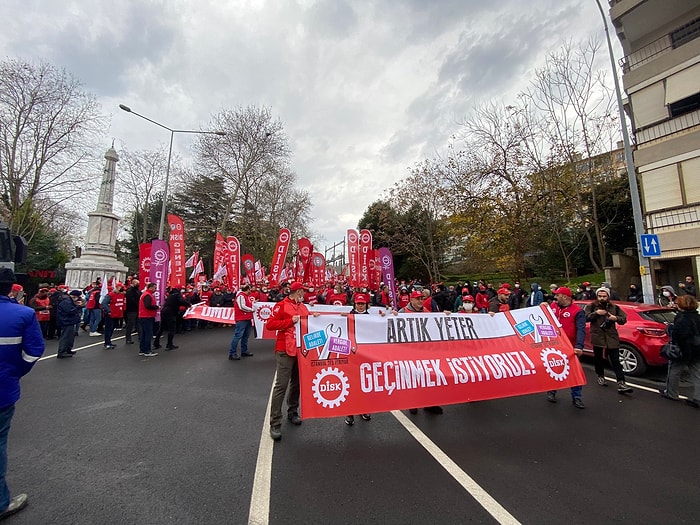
xmin=514 ymin=284 xmax=520 ymax=288
xmin=464 ymin=303 xmax=474 ymax=310
xmin=663 ymin=291 xmax=671 ymax=297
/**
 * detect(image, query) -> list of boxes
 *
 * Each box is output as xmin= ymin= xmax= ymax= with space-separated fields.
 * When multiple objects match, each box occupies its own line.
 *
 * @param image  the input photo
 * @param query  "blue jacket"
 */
xmin=57 ymin=295 xmax=82 ymax=327
xmin=0 ymin=296 xmax=45 ymax=409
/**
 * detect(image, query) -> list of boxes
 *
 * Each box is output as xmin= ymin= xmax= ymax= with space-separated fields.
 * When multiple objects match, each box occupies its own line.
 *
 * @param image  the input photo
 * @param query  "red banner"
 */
xmin=297 ymin=237 xmax=313 ymax=282
xmin=213 ymin=233 xmax=226 ymax=279
xmin=269 ymin=228 xmax=291 ymax=286
xmin=294 ymin=305 xmax=586 ymax=419
xmin=308 ymin=252 xmax=325 ymax=288
xmin=359 ymin=229 xmax=372 ymax=288
xmin=138 ymin=243 xmax=152 ymax=285
xmin=346 ymin=229 xmax=360 ymax=288
xmin=184 ymin=302 xmax=236 ymax=323
xmin=242 ymin=253 xmax=255 ymax=282
xmin=226 ymin=236 xmax=240 ymax=290
xmin=167 ymin=214 xmax=186 ymax=288
xmin=369 ymin=249 xmax=380 ymax=291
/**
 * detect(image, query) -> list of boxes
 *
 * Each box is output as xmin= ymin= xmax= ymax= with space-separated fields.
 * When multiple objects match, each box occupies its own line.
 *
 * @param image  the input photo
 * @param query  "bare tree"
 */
xmin=523 ymin=38 xmax=618 ymax=271
xmin=0 ymin=58 xmax=105 ymax=240
xmin=193 ymin=105 xmax=291 ymax=235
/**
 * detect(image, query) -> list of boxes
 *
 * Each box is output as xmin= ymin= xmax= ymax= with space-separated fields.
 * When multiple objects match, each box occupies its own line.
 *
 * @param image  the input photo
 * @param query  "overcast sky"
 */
xmin=0 ymin=0 xmax=620 ymax=253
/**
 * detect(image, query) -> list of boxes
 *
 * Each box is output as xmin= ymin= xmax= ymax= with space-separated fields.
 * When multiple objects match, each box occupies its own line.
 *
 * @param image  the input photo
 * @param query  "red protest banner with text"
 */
xmin=346 ymin=229 xmax=360 ymax=288
xmin=167 ymin=214 xmax=186 ymax=288
xmin=358 ymin=229 xmax=372 ymax=288
xmin=295 ymin=305 xmax=586 ymax=419
xmin=214 ymin=233 xmax=226 ymax=278
xmin=269 ymin=228 xmax=291 ymax=286
xmin=310 ymin=252 xmax=326 ymax=288
xmin=297 ymin=237 xmax=313 ymax=283
xmin=369 ymin=249 xmax=381 ymax=291
xmin=139 ymin=243 xmax=152 ymax=285
xmin=226 ymin=236 xmax=241 ymax=291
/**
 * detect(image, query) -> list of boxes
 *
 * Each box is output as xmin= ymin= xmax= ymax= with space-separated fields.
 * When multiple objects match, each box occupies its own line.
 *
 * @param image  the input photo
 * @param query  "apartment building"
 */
xmin=610 ymin=0 xmax=700 ymax=288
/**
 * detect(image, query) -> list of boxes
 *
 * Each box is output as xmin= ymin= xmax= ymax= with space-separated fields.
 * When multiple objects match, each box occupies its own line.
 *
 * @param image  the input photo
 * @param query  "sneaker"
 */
xmin=229 ymin=355 xmax=240 ymax=360
xmin=143 ymin=352 xmax=159 ymax=357
xmin=56 ymin=353 xmax=73 ymax=359
xmin=546 ymin=391 xmax=557 ymax=403
xmin=0 ymin=493 xmax=28 ymax=519
xmin=597 ymin=376 xmax=607 ymax=387
xmin=360 ymin=414 xmax=371 ymax=421
xmin=344 ymin=415 xmax=355 ymax=426
xmin=288 ymin=413 xmax=302 ymax=425
xmin=89 ymin=332 xmax=101 ymax=337
xmin=241 ymin=352 xmax=254 ymax=357
xmin=138 ymin=352 xmax=146 ymax=356
xmin=165 ymin=345 xmax=178 ymax=350
xmin=572 ymin=398 xmax=585 ymax=409
xmin=103 ymin=344 xmax=116 ymax=349
xmin=659 ymin=389 xmax=677 ymax=400
xmin=617 ymin=381 xmax=633 ymax=394
xmin=270 ymin=426 xmax=282 ymax=440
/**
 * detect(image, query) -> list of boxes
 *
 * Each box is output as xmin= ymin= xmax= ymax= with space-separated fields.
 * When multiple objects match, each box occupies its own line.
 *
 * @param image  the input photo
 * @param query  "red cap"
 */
xmin=462 ymin=295 xmax=474 ymax=302
xmin=354 ymin=293 xmax=370 ymax=304
xmin=554 ymin=287 xmax=573 ymax=297
xmin=290 ymin=282 xmax=308 ymax=292
xmin=410 ymin=290 xmax=423 ymax=299
xmin=11 ymin=284 xmax=23 ymax=292
xmin=497 ymin=287 xmax=511 ymax=295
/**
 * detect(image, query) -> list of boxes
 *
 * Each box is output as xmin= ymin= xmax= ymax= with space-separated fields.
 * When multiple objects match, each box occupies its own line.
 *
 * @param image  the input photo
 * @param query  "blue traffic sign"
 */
xmin=640 ymin=234 xmax=661 ymax=257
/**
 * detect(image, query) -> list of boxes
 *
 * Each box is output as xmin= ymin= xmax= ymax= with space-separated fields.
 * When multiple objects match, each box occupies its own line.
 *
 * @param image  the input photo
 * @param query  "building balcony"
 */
xmin=635 ymin=108 xmax=700 ymax=145
xmin=648 ymin=203 xmax=700 ymax=232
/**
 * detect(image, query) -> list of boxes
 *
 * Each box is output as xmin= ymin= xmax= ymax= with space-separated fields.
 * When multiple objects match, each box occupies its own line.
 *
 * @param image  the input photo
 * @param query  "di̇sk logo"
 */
xmin=348 ymin=232 xmax=358 ymax=243
xmin=360 ymin=232 xmax=371 ymax=244
xmin=540 ymin=348 xmax=570 ymax=381
xmin=227 ymin=240 xmax=238 ymax=252
xmin=312 ymin=368 xmax=350 ymax=408
xmin=255 ymin=305 xmax=273 ymax=322
xmin=244 ymin=259 xmax=254 ymax=271
xmin=152 ymin=249 xmax=168 ymax=265
xmin=279 ymin=231 xmax=290 ymax=243
xmin=312 ymin=255 xmax=323 ymax=267
xmin=140 ymin=256 xmax=151 ymax=272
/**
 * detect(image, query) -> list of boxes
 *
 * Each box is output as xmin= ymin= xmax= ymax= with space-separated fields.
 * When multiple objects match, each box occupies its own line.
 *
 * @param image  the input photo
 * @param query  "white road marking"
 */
xmin=391 ymin=409 xmax=522 ymax=525
xmin=37 ymin=335 xmax=126 ymax=361
xmin=248 ymin=374 xmax=276 ymax=525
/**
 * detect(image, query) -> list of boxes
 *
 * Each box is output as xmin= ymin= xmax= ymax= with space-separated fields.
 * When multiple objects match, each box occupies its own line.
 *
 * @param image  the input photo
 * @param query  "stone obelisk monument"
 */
xmin=64 ymin=145 xmax=128 ymax=288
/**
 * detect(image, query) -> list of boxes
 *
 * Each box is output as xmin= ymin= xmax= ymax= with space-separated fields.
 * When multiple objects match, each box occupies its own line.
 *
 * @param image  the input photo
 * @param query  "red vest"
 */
xmin=233 ymin=292 xmax=254 ymax=321
xmin=554 ymin=303 xmax=578 ymax=344
xmin=109 ymin=292 xmax=126 ymax=319
xmin=138 ymin=290 xmax=158 ymax=318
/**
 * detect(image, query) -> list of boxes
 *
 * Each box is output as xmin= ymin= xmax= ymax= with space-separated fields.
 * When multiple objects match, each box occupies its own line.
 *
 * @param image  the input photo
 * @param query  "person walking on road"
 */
xmin=0 ymin=268 xmax=44 ymax=520
xmin=228 ymin=284 xmax=255 ymax=360
xmin=584 ymin=287 xmax=633 ymax=394
xmin=659 ymin=294 xmax=700 ymax=407
xmin=56 ymin=290 xmax=84 ymax=358
xmin=138 ymin=283 xmax=159 ymax=357
xmin=154 ymin=288 xmax=190 ymax=351
xmin=343 ymin=293 xmax=374 ymax=426
xmin=124 ymin=279 xmax=141 ymax=345
xmin=547 ymin=287 xmax=586 ymax=408
xmin=266 ymin=282 xmax=316 ymax=440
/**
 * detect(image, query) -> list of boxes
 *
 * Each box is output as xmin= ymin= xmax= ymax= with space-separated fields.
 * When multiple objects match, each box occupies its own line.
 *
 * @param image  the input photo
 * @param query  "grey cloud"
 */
xmin=305 ymin=0 xmax=358 ymax=39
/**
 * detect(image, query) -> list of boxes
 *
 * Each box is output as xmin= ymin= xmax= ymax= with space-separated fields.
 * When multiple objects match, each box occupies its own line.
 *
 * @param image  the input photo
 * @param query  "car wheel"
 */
xmin=618 ymin=344 xmax=647 ymax=376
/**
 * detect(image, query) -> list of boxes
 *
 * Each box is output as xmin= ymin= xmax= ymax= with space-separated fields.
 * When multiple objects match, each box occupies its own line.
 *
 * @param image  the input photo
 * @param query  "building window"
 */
xmin=669 ymin=92 xmax=700 ymax=118
xmin=671 ymin=17 xmax=700 ymax=48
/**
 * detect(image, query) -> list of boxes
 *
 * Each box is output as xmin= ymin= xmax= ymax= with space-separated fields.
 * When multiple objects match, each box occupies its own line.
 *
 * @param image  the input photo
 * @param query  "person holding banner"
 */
xmin=343 ymin=293 xmax=377 ymax=426
xmin=547 ymin=287 xmax=586 ymax=408
xmin=396 ymin=291 xmax=444 ymax=415
xmin=138 ymin=283 xmax=160 ymax=357
xmin=266 ymin=282 xmax=318 ymax=441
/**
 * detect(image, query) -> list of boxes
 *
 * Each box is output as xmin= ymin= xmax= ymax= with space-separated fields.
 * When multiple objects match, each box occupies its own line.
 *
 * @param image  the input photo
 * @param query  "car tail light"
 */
xmin=636 ymin=327 xmax=667 ymax=337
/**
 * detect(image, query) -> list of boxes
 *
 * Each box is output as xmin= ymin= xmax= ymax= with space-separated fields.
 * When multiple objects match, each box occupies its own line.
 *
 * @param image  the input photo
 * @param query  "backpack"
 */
xmin=86 ymin=290 xmax=100 ymax=310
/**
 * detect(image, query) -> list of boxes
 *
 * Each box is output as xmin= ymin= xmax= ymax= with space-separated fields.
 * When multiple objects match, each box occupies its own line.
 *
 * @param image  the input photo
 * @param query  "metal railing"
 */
xmin=619 ymin=17 xmax=700 ymax=72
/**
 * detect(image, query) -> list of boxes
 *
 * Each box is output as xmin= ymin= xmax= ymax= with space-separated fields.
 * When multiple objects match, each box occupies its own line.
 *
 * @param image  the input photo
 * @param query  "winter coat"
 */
xmin=584 ymin=300 xmax=626 ymax=348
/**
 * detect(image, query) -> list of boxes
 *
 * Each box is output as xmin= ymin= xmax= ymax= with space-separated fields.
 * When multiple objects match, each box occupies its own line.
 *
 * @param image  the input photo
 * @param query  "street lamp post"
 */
xmin=594 ymin=0 xmax=654 ymax=304
xmin=119 ymin=104 xmax=226 ymax=240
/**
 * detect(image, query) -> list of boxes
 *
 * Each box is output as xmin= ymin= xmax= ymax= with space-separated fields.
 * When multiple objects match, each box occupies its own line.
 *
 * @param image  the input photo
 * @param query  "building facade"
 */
xmin=611 ymin=0 xmax=700 ymax=290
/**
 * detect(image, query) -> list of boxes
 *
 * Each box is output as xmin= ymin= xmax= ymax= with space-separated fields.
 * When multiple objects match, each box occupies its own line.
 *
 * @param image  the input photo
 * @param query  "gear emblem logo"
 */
xmin=312 ymin=368 xmax=350 ymax=408
xmin=255 ymin=305 xmax=273 ymax=322
xmin=540 ymin=348 xmax=570 ymax=381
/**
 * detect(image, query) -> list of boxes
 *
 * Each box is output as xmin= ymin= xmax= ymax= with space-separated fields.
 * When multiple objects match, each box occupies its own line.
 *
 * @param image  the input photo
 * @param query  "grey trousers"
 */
xmin=666 ymin=359 xmax=700 ymax=402
xmin=269 ymin=352 xmax=300 ymax=427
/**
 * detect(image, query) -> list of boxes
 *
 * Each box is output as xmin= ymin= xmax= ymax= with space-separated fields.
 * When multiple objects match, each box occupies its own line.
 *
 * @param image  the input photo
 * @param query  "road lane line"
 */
xmin=248 ymin=374 xmax=276 ymax=525
xmin=37 ymin=335 xmax=127 ymax=361
xmin=391 ymin=410 xmax=521 ymax=525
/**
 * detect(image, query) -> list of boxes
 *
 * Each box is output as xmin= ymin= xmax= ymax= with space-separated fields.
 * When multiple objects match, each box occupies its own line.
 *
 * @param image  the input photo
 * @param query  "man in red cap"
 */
xmin=266 ymin=282 xmax=317 ymax=440
xmin=548 ymin=287 xmax=586 ymax=408
xmin=396 ymin=291 xmax=444 ymax=415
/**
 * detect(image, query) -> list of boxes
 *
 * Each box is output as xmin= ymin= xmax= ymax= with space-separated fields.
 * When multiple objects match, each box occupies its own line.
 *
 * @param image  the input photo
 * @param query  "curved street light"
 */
xmin=119 ymin=104 xmax=227 ymax=239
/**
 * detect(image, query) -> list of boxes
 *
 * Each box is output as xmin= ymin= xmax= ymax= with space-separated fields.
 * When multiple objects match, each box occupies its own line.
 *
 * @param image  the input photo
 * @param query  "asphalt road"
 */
xmin=5 ymin=326 xmax=700 ymax=524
